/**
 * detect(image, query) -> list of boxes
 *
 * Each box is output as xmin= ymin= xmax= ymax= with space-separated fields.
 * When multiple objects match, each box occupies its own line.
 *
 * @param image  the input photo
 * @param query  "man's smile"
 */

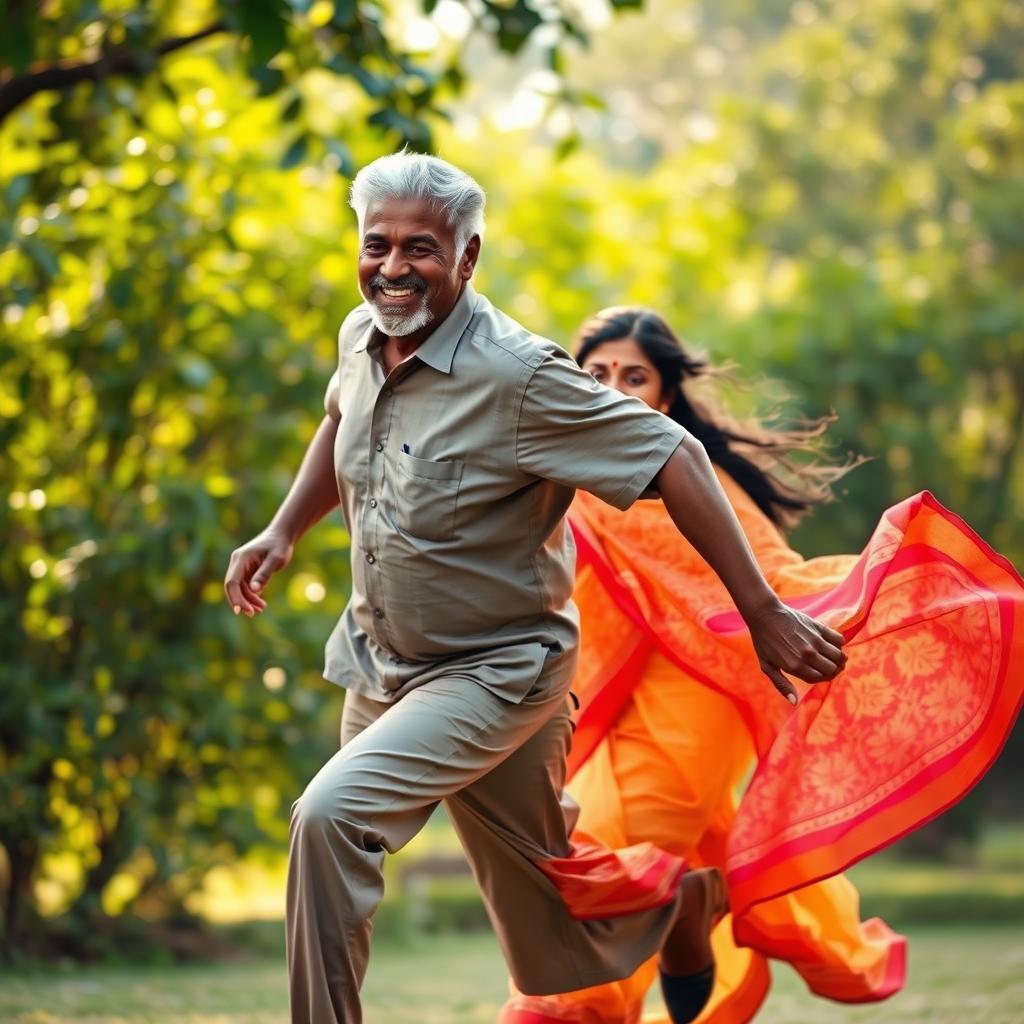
xmin=375 ymin=284 xmax=421 ymax=303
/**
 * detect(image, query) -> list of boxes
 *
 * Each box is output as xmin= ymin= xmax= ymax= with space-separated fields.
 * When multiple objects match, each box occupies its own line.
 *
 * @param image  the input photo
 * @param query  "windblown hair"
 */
xmin=349 ymin=152 xmax=486 ymax=255
xmin=574 ymin=307 xmax=854 ymax=528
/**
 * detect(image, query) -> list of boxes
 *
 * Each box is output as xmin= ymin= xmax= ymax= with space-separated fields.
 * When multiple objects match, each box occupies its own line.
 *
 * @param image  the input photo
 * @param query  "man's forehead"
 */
xmin=362 ymin=197 xmax=453 ymax=239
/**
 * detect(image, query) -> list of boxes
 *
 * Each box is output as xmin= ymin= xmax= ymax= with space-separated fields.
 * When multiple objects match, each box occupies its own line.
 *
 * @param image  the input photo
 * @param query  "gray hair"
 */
xmin=349 ymin=152 xmax=486 ymax=256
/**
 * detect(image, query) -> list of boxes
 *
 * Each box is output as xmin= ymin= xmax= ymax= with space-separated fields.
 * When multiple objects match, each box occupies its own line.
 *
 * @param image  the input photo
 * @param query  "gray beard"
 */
xmin=369 ymin=297 xmax=434 ymax=338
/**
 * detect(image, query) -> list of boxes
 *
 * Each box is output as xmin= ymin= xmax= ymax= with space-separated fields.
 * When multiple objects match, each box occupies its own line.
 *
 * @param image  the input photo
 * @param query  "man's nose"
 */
xmin=379 ymin=248 xmax=409 ymax=280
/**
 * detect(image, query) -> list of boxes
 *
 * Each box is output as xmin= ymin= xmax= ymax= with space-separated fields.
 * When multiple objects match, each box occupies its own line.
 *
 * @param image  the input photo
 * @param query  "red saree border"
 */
xmin=725 ymin=496 xmax=1024 ymax=917
xmin=537 ymin=842 xmax=688 ymax=921
xmin=729 ymin=539 xmax=1013 ymax=870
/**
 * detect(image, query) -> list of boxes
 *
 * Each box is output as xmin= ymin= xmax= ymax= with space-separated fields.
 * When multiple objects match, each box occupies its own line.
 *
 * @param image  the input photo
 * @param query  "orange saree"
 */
xmin=558 ymin=478 xmax=1023 ymax=1019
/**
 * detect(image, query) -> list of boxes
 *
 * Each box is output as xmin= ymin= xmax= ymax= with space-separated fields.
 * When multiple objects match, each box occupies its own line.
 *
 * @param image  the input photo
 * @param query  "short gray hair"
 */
xmin=349 ymin=152 xmax=486 ymax=255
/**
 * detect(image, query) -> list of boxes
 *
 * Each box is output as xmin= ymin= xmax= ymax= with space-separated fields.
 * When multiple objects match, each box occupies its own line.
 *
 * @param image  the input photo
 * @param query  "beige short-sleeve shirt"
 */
xmin=322 ymin=285 xmax=687 ymax=702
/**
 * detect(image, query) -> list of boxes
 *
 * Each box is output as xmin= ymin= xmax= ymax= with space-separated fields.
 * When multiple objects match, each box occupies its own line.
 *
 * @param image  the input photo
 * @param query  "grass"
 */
xmin=7 ymin=827 xmax=1022 ymax=1021
xmin=3 ymin=924 xmax=1024 ymax=1023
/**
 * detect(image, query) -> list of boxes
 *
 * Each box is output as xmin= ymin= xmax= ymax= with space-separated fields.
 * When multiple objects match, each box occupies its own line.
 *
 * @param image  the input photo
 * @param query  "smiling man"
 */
xmin=223 ymin=153 xmax=846 ymax=1024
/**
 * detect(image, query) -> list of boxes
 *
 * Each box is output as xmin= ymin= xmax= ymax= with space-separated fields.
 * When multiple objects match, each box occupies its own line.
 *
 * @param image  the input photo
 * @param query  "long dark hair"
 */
xmin=574 ymin=307 xmax=852 ymax=528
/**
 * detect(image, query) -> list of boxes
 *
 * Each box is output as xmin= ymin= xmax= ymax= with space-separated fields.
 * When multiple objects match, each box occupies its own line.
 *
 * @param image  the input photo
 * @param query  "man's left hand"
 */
xmin=744 ymin=599 xmax=847 ymax=704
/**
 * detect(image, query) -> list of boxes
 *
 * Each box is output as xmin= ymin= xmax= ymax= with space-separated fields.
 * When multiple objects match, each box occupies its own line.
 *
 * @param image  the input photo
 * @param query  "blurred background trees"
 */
xmin=1 ymin=0 xmax=1022 ymax=958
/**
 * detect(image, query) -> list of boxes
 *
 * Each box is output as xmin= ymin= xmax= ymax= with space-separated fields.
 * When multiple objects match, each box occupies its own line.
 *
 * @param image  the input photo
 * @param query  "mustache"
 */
xmin=369 ymin=273 xmax=427 ymax=292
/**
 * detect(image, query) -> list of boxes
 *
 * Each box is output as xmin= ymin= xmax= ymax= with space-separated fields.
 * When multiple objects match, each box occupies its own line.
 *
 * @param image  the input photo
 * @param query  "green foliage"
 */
xmin=0 ymin=1 xmax=596 ymax=154
xmin=0 ymin=55 xmax=362 ymax=956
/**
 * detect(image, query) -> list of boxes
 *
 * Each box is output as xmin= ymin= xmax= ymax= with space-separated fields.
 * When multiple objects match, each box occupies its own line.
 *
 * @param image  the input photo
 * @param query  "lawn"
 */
xmin=3 ymin=924 xmax=1024 ymax=1024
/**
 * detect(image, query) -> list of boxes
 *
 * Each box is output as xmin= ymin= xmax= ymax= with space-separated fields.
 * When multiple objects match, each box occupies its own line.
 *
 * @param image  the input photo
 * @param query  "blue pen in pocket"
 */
xmin=402 ymin=443 xmax=411 ymax=454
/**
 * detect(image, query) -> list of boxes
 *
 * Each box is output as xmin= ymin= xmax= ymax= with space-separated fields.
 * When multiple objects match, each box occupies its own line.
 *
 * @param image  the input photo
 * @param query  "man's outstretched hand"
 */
xmin=223 ymin=530 xmax=294 ymax=617
xmin=744 ymin=599 xmax=847 ymax=704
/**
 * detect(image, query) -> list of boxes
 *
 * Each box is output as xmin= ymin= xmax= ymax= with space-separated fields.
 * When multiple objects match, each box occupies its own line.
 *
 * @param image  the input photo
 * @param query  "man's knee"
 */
xmin=289 ymin=769 xmax=383 ymax=844
xmin=290 ymin=787 xmax=334 ymax=836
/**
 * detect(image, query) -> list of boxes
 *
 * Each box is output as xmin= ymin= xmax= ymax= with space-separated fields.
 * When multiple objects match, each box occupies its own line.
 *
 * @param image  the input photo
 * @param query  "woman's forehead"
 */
xmin=583 ymin=337 xmax=656 ymax=369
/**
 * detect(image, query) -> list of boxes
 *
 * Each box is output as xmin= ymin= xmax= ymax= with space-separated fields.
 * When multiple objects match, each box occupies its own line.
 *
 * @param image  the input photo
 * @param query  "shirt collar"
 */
xmin=352 ymin=284 xmax=478 ymax=376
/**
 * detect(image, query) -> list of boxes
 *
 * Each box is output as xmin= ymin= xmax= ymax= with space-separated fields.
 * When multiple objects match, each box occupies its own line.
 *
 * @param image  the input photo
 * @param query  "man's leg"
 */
xmin=445 ymin=659 xmax=686 ymax=999
xmin=497 ymin=653 xmax=753 ymax=1023
xmin=286 ymin=671 xmax=581 ymax=1024
xmin=287 ymin=691 xmax=397 ymax=1024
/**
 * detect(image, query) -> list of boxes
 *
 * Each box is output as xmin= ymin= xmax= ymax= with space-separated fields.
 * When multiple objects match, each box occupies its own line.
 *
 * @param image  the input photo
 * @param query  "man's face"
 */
xmin=357 ymin=197 xmax=479 ymax=341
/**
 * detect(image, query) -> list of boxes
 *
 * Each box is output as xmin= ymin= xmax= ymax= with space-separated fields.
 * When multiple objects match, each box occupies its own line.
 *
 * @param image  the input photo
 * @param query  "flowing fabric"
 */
xmin=501 ymin=481 xmax=1023 ymax=1024
xmin=507 ymin=652 xmax=903 ymax=1024
xmin=501 ymin=475 xmax=915 ymax=1024
xmin=567 ymin=479 xmax=1023 ymax=969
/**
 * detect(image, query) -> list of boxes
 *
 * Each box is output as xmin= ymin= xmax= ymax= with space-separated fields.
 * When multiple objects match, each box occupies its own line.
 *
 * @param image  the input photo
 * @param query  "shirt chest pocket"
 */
xmin=386 ymin=451 xmax=463 ymax=542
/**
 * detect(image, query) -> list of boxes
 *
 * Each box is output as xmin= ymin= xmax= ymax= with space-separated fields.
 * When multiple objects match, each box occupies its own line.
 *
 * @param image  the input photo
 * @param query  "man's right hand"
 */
xmin=224 ymin=529 xmax=295 ymax=617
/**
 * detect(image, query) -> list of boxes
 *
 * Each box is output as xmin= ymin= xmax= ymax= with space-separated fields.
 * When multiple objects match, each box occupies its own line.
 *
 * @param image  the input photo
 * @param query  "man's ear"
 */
xmin=460 ymin=235 xmax=481 ymax=280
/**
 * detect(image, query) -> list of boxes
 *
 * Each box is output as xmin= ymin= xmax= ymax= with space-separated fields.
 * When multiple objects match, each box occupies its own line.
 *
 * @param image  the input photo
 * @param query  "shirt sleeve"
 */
xmin=515 ymin=349 xmax=688 ymax=509
xmin=323 ymin=367 xmax=340 ymax=420
xmin=324 ymin=305 xmax=373 ymax=421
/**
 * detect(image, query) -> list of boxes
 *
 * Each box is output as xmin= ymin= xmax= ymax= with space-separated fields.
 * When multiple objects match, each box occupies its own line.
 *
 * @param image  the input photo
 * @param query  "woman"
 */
xmin=501 ymin=308 xmax=1024 ymax=1024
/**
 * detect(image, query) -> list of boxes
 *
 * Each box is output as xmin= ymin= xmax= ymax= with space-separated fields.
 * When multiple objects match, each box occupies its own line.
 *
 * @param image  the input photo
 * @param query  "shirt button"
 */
xmin=375 ymin=441 xmax=384 ymax=452
xmin=383 ymin=388 xmax=393 ymax=398
xmin=369 ymin=498 xmax=378 ymax=508
xmin=373 ymin=608 xmax=385 ymax=619
xmin=365 ymin=553 xmax=376 ymax=564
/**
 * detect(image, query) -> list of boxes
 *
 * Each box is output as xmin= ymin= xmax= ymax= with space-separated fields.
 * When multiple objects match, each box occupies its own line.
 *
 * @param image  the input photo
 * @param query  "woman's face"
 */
xmin=579 ymin=336 xmax=670 ymax=412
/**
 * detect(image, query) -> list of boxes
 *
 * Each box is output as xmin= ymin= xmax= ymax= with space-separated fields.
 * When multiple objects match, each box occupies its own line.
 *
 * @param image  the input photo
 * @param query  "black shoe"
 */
xmin=659 ymin=964 xmax=715 ymax=1024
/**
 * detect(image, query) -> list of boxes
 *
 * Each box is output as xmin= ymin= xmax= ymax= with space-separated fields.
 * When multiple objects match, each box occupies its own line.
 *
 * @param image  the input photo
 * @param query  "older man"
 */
xmin=224 ymin=153 xmax=846 ymax=1024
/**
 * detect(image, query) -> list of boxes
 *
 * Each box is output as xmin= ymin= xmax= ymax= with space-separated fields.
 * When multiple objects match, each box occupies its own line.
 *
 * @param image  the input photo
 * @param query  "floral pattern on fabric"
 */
xmin=569 ymin=484 xmax=1024 ymax=927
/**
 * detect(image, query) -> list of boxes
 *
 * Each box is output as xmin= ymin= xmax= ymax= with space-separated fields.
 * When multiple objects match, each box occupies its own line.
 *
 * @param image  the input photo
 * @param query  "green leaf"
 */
xmin=280 ymin=134 xmax=309 ymax=169
xmin=107 ymin=269 xmax=135 ymax=309
xmin=367 ymin=109 xmax=430 ymax=148
xmin=250 ymin=65 xmax=286 ymax=97
xmin=21 ymin=238 xmax=58 ymax=281
xmin=554 ymin=133 xmax=580 ymax=161
xmin=331 ymin=0 xmax=357 ymax=28
xmin=0 ymin=0 xmax=37 ymax=75
xmin=6 ymin=174 xmax=32 ymax=210
xmin=327 ymin=55 xmax=392 ymax=98
xmin=326 ymin=138 xmax=355 ymax=177
xmin=239 ymin=0 xmax=289 ymax=66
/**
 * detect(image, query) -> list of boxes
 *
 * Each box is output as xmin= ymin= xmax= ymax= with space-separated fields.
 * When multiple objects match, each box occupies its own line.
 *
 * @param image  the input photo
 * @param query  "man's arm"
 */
xmin=654 ymin=435 xmax=847 ymax=702
xmin=223 ymin=413 xmax=341 ymax=617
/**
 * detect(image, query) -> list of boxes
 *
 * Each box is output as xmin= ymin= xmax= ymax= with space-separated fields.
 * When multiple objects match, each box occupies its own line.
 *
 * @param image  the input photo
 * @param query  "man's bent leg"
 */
xmin=446 ymin=659 xmax=685 ymax=999
xmin=287 ymin=674 xmax=575 ymax=1024
xmin=287 ymin=692 xmax=405 ymax=1024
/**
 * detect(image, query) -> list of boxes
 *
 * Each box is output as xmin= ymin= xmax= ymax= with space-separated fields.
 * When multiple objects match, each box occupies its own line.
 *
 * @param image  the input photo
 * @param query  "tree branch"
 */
xmin=0 ymin=20 xmax=228 ymax=126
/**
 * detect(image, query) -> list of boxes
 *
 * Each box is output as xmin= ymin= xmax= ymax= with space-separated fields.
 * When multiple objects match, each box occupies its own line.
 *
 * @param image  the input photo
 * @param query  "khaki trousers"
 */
xmin=286 ymin=651 xmax=680 ymax=1023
